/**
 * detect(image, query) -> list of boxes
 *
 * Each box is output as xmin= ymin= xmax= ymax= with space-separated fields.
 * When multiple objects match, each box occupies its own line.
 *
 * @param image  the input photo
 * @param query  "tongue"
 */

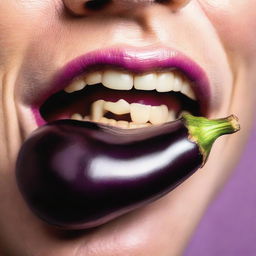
xmin=40 ymin=85 xmax=181 ymax=122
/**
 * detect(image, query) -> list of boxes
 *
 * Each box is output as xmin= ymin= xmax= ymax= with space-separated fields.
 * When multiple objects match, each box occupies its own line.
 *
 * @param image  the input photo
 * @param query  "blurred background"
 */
xmin=184 ymin=121 xmax=256 ymax=256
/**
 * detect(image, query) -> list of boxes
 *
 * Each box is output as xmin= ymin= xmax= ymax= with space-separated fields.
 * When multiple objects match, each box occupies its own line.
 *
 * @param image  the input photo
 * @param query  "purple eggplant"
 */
xmin=16 ymin=114 xmax=239 ymax=229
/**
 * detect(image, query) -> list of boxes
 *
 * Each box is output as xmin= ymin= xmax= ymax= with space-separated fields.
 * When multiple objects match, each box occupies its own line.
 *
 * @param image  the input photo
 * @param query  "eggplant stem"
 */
xmin=183 ymin=114 xmax=240 ymax=166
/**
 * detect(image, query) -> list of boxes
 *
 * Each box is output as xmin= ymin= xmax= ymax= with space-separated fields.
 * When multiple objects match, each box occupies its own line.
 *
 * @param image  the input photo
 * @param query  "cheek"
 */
xmin=199 ymin=0 xmax=256 ymax=62
xmin=0 ymin=1 xmax=59 ymax=64
xmin=199 ymin=1 xmax=256 ymax=149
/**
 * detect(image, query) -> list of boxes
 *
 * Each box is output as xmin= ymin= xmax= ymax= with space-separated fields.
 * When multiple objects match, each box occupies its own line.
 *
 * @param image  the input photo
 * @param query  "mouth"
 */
xmin=17 ymin=47 xmax=223 ymax=230
xmin=32 ymin=47 xmax=210 ymax=128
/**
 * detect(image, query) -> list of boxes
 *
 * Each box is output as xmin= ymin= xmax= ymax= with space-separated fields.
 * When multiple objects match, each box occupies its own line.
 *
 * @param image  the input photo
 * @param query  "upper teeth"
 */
xmin=64 ymin=70 xmax=196 ymax=100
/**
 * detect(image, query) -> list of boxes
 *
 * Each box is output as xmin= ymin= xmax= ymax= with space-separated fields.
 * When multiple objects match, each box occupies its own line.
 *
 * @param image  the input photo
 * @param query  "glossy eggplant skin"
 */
xmin=16 ymin=119 xmax=202 ymax=229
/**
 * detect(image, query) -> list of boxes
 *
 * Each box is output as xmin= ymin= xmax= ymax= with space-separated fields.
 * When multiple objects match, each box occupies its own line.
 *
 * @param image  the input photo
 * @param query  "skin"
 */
xmin=0 ymin=0 xmax=256 ymax=255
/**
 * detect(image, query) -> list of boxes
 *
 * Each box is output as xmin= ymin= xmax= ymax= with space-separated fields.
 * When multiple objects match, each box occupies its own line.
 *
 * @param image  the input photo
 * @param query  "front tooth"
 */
xmin=149 ymin=105 xmax=168 ymax=125
xmin=102 ymin=70 xmax=133 ymax=90
xmin=64 ymin=79 xmax=86 ymax=93
xmin=71 ymin=113 xmax=83 ymax=120
xmin=91 ymin=100 xmax=105 ymax=121
xmin=172 ymin=74 xmax=183 ymax=92
xmin=134 ymin=73 xmax=157 ymax=90
xmin=181 ymin=82 xmax=196 ymax=100
xmin=85 ymin=71 xmax=102 ymax=85
xmin=130 ymin=103 xmax=151 ymax=124
xmin=104 ymin=99 xmax=130 ymax=115
xmin=156 ymin=73 xmax=175 ymax=92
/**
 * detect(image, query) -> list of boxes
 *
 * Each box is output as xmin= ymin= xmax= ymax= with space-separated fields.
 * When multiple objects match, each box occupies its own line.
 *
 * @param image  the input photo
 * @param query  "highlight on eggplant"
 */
xmin=16 ymin=114 xmax=240 ymax=230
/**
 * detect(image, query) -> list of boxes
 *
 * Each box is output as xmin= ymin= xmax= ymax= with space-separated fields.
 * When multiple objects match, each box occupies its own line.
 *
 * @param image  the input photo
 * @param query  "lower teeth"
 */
xmin=97 ymin=118 xmax=152 ymax=129
xmin=70 ymin=113 xmax=153 ymax=129
xmin=69 ymin=98 xmax=187 ymax=128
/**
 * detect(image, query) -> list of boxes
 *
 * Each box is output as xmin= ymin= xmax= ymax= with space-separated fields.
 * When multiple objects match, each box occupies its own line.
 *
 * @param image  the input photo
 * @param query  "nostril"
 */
xmin=85 ymin=0 xmax=112 ymax=11
xmin=156 ymin=0 xmax=170 ymax=3
xmin=63 ymin=0 xmax=112 ymax=16
xmin=156 ymin=0 xmax=190 ymax=9
xmin=64 ymin=0 xmax=190 ymax=17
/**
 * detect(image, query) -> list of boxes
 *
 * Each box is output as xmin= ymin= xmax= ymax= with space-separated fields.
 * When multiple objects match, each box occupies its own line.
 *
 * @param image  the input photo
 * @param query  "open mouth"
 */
xmin=40 ymin=68 xmax=200 ymax=128
xmin=32 ymin=47 xmax=210 ymax=128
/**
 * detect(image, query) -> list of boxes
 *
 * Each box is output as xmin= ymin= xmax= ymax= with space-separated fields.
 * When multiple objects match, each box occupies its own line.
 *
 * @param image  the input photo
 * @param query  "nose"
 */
xmin=63 ymin=0 xmax=191 ymax=16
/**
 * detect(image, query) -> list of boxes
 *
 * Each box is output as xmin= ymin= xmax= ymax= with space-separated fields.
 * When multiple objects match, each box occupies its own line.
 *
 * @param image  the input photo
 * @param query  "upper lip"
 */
xmin=32 ymin=46 xmax=211 ymax=124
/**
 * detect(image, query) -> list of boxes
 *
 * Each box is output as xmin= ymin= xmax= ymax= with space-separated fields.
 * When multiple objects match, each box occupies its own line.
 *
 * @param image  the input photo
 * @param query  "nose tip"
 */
xmin=63 ymin=0 xmax=191 ymax=16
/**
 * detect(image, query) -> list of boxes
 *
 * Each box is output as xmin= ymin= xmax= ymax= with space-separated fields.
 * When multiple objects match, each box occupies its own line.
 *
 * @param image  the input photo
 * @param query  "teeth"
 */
xmin=104 ymin=99 xmax=130 ymax=115
xmin=64 ymin=79 xmax=86 ymax=93
xmin=108 ymin=119 xmax=117 ymax=126
xmin=129 ymin=122 xmax=139 ymax=129
xmin=71 ymin=113 xmax=83 ymax=120
xmin=99 ymin=117 xmax=109 ymax=124
xmin=102 ymin=70 xmax=133 ymax=90
xmin=90 ymin=99 xmax=172 ymax=126
xmin=130 ymin=103 xmax=151 ymax=124
xmin=172 ymin=74 xmax=183 ymax=92
xmin=181 ymin=81 xmax=196 ymax=100
xmin=64 ymin=68 xmax=198 ymax=127
xmin=117 ymin=121 xmax=129 ymax=128
xmin=64 ymin=70 xmax=197 ymax=100
xmin=156 ymin=73 xmax=175 ymax=92
xmin=129 ymin=122 xmax=151 ymax=129
xmin=134 ymin=73 xmax=157 ymax=90
xmin=149 ymin=105 xmax=169 ymax=125
xmin=167 ymin=110 xmax=176 ymax=122
xmin=91 ymin=100 xmax=105 ymax=121
xmin=72 ymin=101 xmax=182 ymax=128
xmin=85 ymin=71 xmax=102 ymax=85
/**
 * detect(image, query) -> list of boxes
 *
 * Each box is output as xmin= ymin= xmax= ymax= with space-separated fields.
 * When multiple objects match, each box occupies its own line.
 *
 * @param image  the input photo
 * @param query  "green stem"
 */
xmin=183 ymin=114 xmax=240 ymax=166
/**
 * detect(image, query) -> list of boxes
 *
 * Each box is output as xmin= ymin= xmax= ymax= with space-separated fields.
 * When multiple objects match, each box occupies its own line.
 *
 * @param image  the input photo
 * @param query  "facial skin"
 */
xmin=0 ymin=0 xmax=256 ymax=255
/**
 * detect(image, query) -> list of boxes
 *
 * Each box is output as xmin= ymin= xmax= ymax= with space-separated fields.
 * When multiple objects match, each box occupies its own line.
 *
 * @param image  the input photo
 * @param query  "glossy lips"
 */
xmin=16 ymin=114 xmax=239 ymax=229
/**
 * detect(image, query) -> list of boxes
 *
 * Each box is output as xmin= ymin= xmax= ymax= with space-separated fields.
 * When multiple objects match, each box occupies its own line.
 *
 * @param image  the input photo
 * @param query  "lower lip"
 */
xmin=32 ymin=47 xmax=210 ymax=126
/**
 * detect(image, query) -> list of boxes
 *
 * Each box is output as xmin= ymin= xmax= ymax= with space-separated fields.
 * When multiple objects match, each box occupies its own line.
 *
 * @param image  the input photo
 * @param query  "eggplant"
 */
xmin=16 ymin=114 xmax=239 ymax=229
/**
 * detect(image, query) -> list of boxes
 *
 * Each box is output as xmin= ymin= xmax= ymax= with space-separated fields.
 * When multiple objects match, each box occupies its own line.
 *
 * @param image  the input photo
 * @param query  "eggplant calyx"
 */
xmin=183 ymin=114 xmax=240 ymax=166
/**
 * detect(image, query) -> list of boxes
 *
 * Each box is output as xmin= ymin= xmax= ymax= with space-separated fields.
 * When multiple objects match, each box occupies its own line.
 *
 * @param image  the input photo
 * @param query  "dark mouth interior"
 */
xmin=40 ymin=84 xmax=200 ymax=123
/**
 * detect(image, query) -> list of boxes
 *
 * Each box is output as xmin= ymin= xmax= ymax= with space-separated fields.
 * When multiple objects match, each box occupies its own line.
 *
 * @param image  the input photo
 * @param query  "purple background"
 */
xmin=184 ymin=121 xmax=256 ymax=256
